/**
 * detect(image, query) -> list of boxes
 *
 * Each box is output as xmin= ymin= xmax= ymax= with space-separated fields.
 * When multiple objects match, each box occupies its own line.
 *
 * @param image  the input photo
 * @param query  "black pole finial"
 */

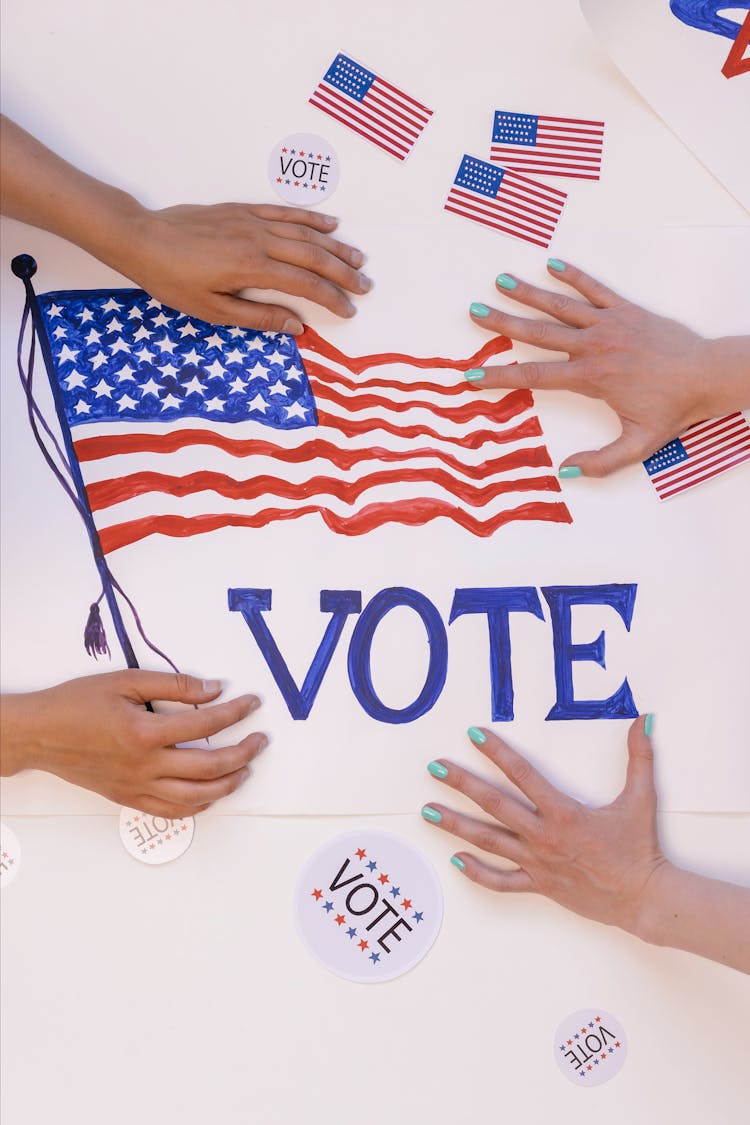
xmin=11 ymin=254 xmax=37 ymax=279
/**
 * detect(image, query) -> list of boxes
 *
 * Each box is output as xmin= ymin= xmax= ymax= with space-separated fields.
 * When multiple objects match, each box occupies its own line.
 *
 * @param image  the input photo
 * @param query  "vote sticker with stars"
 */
xmin=295 ymin=830 xmax=443 ymax=983
xmin=119 ymin=808 xmax=195 ymax=866
xmin=0 ymin=822 xmax=22 ymax=888
xmin=554 ymin=1009 xmax=628 ymax=1086
xmin=268 ymin=132 xmax=340 ymax=206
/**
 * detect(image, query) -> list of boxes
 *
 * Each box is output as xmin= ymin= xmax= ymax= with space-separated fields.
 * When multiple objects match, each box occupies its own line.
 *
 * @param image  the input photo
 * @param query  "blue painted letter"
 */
xmin=348 ymin=588 xmax=447 ymax=724
xmin=541 ymin=584 xmax=638 ymax=720
xmin=228 ymin=588 xmax=362 ymax=719
xmin=449 ymin=587 xmax=544 ymax=721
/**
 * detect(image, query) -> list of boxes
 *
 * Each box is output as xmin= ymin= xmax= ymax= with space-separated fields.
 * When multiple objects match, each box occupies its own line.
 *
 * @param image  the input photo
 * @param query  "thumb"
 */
xmin=121 ymin=670 xmax=223 ymax=706
xmin=624 ymin=714 xmax=656 ymax=798
xmin=560 ymin=426 xmax=648 ymax=478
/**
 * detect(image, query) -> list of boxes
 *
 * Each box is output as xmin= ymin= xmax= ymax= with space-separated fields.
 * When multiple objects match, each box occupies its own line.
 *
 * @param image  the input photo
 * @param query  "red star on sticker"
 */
xmin=580 ymin=1028 xmax=587 ymax=1034
xmin=358 ymin=939 xmax=369 ymax=951
xmin=356 ymin=849 xmax=366 ymax=860
xmin=276 ymin=177 xmax=282 ymax=183
xmin=595 ymin=1016 xmax=601 ymax=1022
xmin=587 ymin=1065 xmax=593 ymax=1072
xmin=335 ymin=914 xmax=345 ymax=926
xmin=378 ymin=873 xmax=389 ymax=885
xmin=401 ymin=898 xmax=412 ymax=910
xmin=165 ymin=834 xmax=172 ymax=841
xmin=311 ymin=888 xmax=323 ymax=900
xmin=294 ymin=181 xmax=300 ymax=187
xmin=615 ymin=1042 xmax=621 ymax=1049
xmin=133 ymin=816 xmax=140 ymax=822
xmin=567 ymin=1039 xmax=573 ymax=1045
xmin=181 ymin=825 xmax=187 ymax=831
xmin=317 ymin=153 xmax=322 ymax=159
xmin=600 ymin=1053 xmax=607 ymax=1059
xmin=299 ymin=150 xmax=306 ymax=157
xmin=282 ymin=147 xmax=288 ymax=153
xmin=149 ymin=843 xmax=156 ymax=850
xmin=312 ymin=184 xmax=317 ymax=190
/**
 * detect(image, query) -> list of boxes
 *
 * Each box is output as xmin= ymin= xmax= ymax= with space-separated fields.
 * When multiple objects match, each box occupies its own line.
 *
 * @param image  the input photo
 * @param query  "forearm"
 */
xmin=698 ymin=335 xmax=750 ymax=417
xmin=634 ymin=861 xmax=750 ymax=973
xmin=0 ymin=693 xmax=40 ymax=776
xmin=0 ymin=114 xmax=143 ymax=271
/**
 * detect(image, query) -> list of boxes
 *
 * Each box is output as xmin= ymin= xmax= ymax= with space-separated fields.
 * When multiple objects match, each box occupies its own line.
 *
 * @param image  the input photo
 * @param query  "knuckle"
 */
xmin=477 ymin=828 xmax=500 ymax=854
xmin=173 ymin=672 xmax=195 ymax=698
xmin=507 ymin=757 xmax=532 ymax=789
xmin=483 ymin=792 xmax=506 ymax=823
xmin=529 ymin=319 xmax=551 ymax=345
xmin=520 ymin=362 xmax=542 ymax=388
xmin=548 ymin=292 xmax=572 ymax=318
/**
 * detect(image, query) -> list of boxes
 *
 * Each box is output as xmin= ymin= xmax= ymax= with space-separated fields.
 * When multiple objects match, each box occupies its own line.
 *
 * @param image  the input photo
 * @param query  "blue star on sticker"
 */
xmin=323 ymin=901 xmax=334 ymax=912
xmin=594 ymin=1059 xmax=600 ymax=1066
xmin=367 ymin=860 xmax=377 ymax=872
xmin=608 ymin=1047 xmax=614 ymax=1054
xmin=389 ymin=885 xmax=400 ymax=897
xmin=369 ymin=952 xmax=381 ymax=963
xmin=588 ymin=1022 xmax=594 ymax=1028
xmin=285 ymin=179 xmax=290 ymax=184
xmin=559 ymin=1046 xmax=565 ymax=1053
xmin=413 ymin=911 xmax=423 ymax=923
xmin=574 ymin=1033 xmax=580 ymax=1040
xmin=346 ymin=927 xmax=357 ymax=939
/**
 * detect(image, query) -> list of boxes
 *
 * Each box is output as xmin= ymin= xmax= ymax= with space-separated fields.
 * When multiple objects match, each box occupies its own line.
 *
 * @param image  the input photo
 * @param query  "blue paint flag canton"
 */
xmin=454 ymin=155 xmax=505 ymax=197
xmin=493 ymin=111 xmax=539 ymax=146
xmin=36 ymin=291 xmax=317 ymax=431
xmin=324 ymin=53 xmax=375 ymax=100
xmin=643 ymin=438 xmax=689 ymax=475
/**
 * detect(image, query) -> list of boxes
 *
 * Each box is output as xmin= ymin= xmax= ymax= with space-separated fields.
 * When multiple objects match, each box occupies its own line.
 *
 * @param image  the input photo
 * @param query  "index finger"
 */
xmin=155 ymin=694 xmax=260 ymax=745
xmin=467 ymin=727 xmax=559 ymax=809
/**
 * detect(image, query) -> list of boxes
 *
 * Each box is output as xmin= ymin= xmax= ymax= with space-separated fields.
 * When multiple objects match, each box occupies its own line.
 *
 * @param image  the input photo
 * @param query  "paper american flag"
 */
xmin=643 ymin=412 xmax=750 ymax=500
xmin=445 ymin=155 xmax=567 ymax=249
xmin=33 ymin=289 xmax=571 ymax=553
xmin=490 ymin=111 xmax=605 ymax=180
xmin=309 ymin=52 xmax=433 ymax=161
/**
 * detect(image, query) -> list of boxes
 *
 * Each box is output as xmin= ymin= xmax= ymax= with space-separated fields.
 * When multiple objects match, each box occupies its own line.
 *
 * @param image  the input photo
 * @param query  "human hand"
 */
xmin=0 ymin=671 xmax=266 ymax=816
xmin=121 ymin=202 xmax=372 ymax=335
xmin=421 ymin=717 xmax=667 ymax=934
xmin=465 ymin=260 xmax=749 ymax=477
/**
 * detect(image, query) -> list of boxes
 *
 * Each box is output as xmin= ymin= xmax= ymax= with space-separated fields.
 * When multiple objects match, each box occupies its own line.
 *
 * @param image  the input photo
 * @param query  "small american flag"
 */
xmin=34 ymin=289 xmax=571 ymax=552
xmin=643 ymin=412 xmax=750 ymax=500
xmin=444 ymin=155 xmax=566 ymax=249
xmin=490 ymin=111 xmax=605 ymax=180
xmin=309 ymin=52 xmax=432 ymax=161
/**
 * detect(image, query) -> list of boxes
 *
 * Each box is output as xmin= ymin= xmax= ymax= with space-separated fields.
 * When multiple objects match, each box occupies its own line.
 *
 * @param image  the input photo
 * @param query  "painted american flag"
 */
xmin=490 ymin=111 xmax=605 ymax=180
xmin=643 ymin=412 xmax=750 ymax=500
xmin=34 ymin=289 xmax=571 ymax=553
xmin=444 ymin=155 xmax=566 ymax=249
xmin=309 ymin=52 xmax=433 ymax=161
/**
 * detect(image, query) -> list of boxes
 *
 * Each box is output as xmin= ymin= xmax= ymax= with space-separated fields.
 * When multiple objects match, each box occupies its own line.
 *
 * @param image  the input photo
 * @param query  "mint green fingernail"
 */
xmin=427 ymin=761 xmax=449 ymax=779
xmin=496 ymin=273 xmax=517 ymax=291
xmin=450 ymin=856 xmax=466 ymax=871
xmin=470 ymin=302 xmax=491 ymax=318
xmin=548 ymin=258 xmax=566 ymax=272
xmin=558 ymin=466 xmax=583 ymax=479
xmin=464 ymin=368 xmax=485 ymax=382
xmin=467 ymin=726 xmax=486 ymax=746
xmin=421 ymin=805 xmax=442 ymax=824
xmin=644 ymin=713 xmax=655 ymax=737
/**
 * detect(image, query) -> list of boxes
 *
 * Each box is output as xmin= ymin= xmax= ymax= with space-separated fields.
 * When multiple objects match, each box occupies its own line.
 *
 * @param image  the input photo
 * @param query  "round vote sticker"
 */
xmin=295 ymin=830 xmax=443 ymax=983
xmin=268 ymin=132 xmax=340 ymax=206
xmin=0 ymin=822 xmax=22 ymax=888
xmin=119 ymin=808 xmax=195 ymax=865
xmin=554 ymin=1009 xmax=628 ymax=1086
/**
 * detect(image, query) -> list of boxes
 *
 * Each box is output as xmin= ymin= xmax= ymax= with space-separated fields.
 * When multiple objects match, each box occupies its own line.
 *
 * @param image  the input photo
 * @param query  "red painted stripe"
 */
xmin=98 ymin=498 xmax=573 ymax=552
xmin=298 ymin=325 xmax=513 ymax=375
xmin=318 ymin=406 xmax=537 ymax=448
xmin=308 ymin=378 xmax=523 ymax=423
xmin=302 ymin=359 xmax=479 ymax=396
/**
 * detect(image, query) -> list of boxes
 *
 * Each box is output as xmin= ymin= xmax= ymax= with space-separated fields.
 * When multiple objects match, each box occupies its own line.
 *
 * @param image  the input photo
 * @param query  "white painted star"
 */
xmin=85 ymin=328 xmax=101 ymax=345
xmin=205 ymin=396 xmax=226 ymax=411
xmin=141 ymin=377 xmax=162 ymax=397
xmin=59 ymin=345 xmax=79 ymax=363
xmin=268 ymin=348 xmax=286 ymax=365
xmin=102 ymin=298 xmax=123 ymax=313
xmin=92 ymin=379 xmax=113 ymax=398
xmin=183 ymin=375 xmax=206 ymax=396
xmin=247 ymin=393 xmax=269 ymax=413
xmin=136 ymin=347 xmax=155 ymax=362
xmin=107 ymin=317 xmax=124 ymax=333
xmin=225 ymin=348 xmax=245 ymax=364
xmin=228 ymin=327 xmax=245 ymax=338
xmin=152 ymin=312 xmax=170 ymax=327
xmin=160 ymin=362 xmax=179 ymax=378
xmin=205 ymin=360 xmax=226 ymax=379
xmin=245 ymin=337 xmax=266 ymax=352
xmin=154 ymin=335 xmax=177 ymax=353
xmin=286 ymin=364 xmax=303 ymax=381
xmin=203 ymin=332 xmax=224 ymax=349
xmin=53 ymin=326 xmax=67 ymax=339
xmin=74 ymin=399 xmax=91 ymax=415
xmin=127 ymin=307 xmax=143 ymax=320
xmin=64 ymin=370 xmax=87 ymax=390
xmin=161 ymin=393 xmax=182 ymax=411
xmin=268 ymin=379 xmax=290 ymax=397
xmin=147 ymin=298 xmax=161 ymax=309
xmin=48 ymin=303 xmax=63 ymax=318
xmin=133 ymin=325 xmax=151 ymax=341
xmin=91 ymin=351 xmax=108 ymax=370
xmin=182 ymin=348 xmax=202 ymax=365
xmin=285 ymin=401 xmax=308 ymax=420
xmin=249 ymin=361 xmax=270 ymax=380
xmin=79 ymin=308 xmax=94 ymax=324
xmin=117 ymin=394 xmax=138 ymax=411
xmin=178 ymin=322 xmax=198 ymax=337
xmin=116 ymin=364 xmax=136 ymax=382
xmin=109 ymin=338 xmax=131 ymax=355
xmin=277 ymin=335 xmax=291 ymax=345
xmin=263 ymin=331 xmax=277 ymax=339
xmin=228 ymin=376 xmax=247 ymax=394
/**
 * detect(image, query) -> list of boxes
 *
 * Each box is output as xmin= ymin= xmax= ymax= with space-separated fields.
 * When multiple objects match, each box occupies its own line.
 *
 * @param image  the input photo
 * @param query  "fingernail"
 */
xmin=496 ymin=273 xmax=517 ymax=291
xmin=470 ymin=302 xmax=491 ymax=318
xmin=644 ymin=713 xmax=655 ymax=738
xmin=427 ymin=760 xmax=448 ymax=779
xmin=450 ymin=855 xmax=465 ymax=871
xmin=343 ymin=301 xmax=356 ymax=317
xmin=202 ymin=679 xmax=222 ymax=693
xmin=548 ymin=258 xmax=566 ymax=272
xmin=283 ymin=318 xmax=303 ymax=335
xmin=247 ymin=694 xmax=262 ymax=712
xmin=323 ymin=215 xmax=339 ymax=227
xmin=467 ymin=726 xmax=486 ymax=746
xmin=421 ymin=805 xmax=442 ymax=824
xmin=350 ymin=248 xmax=365 ymax=268
xmin=358 ymin=274 xmax=374 ymax=292
xmin=255 ymin=733 xmax=270 ymax=752
xmin=558 ymin=465 xmax=583 ymax=479
xmin=464 ymin=368 xmax=485 ymax=382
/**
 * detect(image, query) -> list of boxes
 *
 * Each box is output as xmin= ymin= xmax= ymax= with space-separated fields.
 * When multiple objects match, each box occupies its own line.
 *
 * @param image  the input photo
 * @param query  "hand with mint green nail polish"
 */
xmin=463 ymin=260 xmax=750 ymax=479
xmin=420 ymin=717 xmax=750 ymax=972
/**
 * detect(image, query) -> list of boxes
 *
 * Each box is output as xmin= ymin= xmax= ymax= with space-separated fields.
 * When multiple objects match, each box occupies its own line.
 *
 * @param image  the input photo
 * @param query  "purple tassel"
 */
xmin=84 ymin=602 xmax=110 ymax=659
